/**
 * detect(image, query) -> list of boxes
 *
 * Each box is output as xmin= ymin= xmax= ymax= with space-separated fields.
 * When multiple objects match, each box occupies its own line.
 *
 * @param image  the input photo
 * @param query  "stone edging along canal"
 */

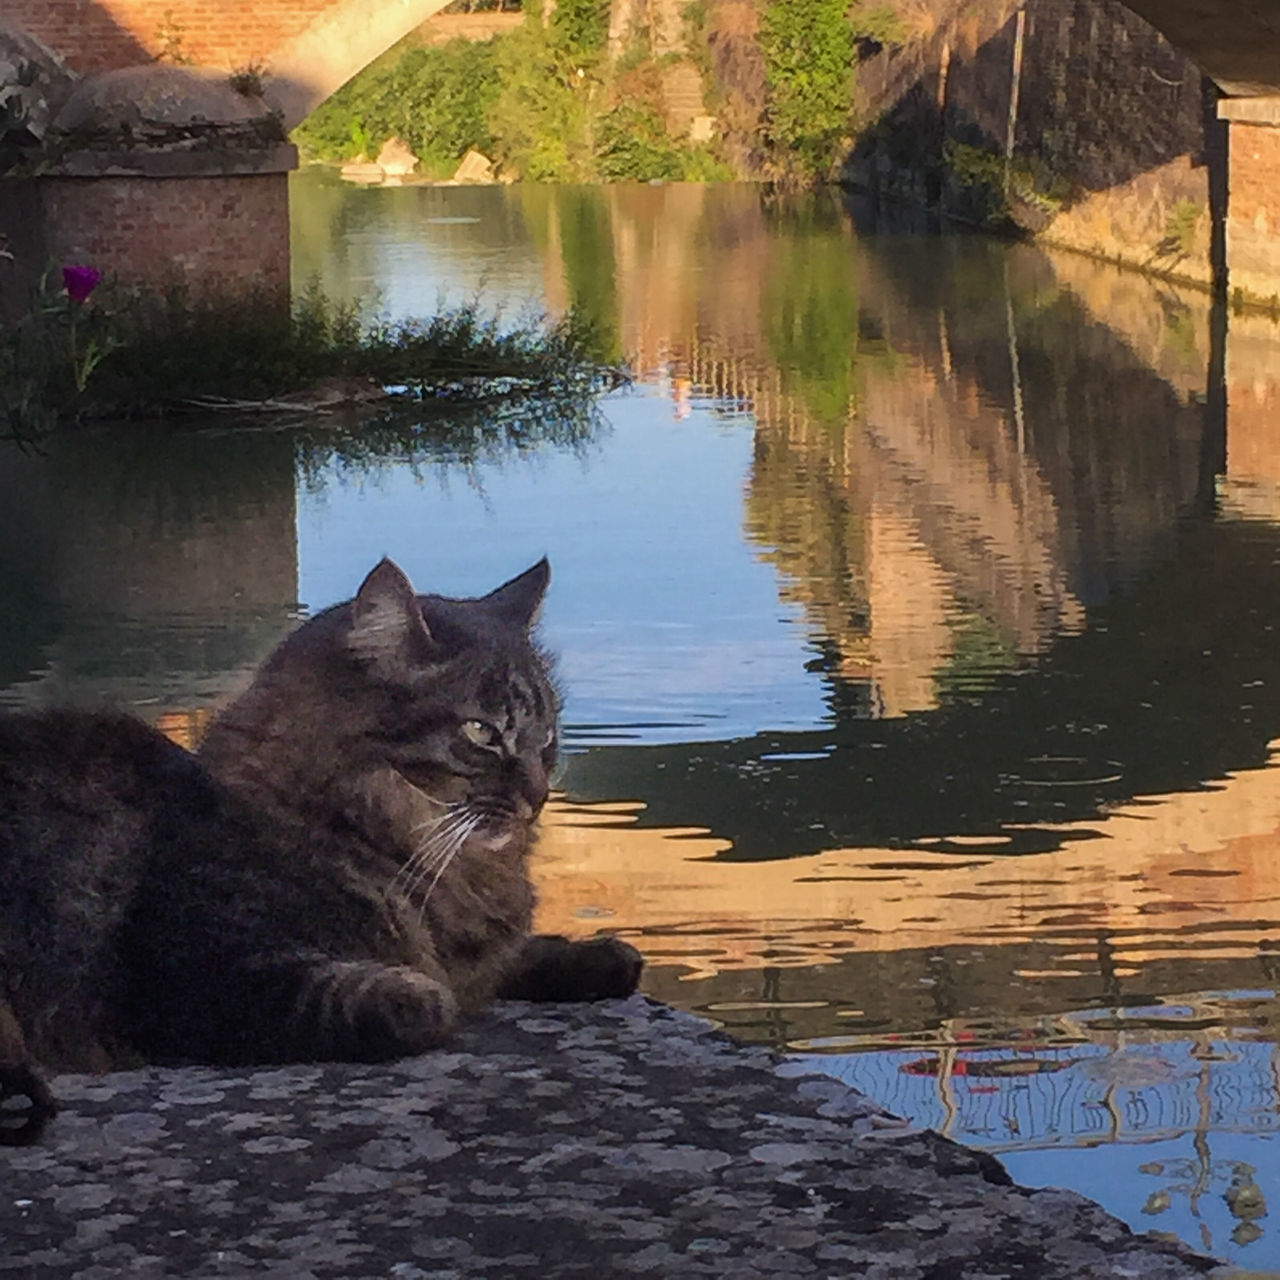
xmin=3 ymin=996 xmax=1221 ymax=1278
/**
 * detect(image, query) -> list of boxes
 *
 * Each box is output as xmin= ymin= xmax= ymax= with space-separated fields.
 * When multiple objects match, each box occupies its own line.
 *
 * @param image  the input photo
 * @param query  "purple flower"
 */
xmin=62 ymin=264 xmax=101 ymax=304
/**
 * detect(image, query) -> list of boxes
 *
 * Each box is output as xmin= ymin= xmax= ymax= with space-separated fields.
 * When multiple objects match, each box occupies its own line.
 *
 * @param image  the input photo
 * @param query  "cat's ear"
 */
xmin=483 ymin=558 xmax=550 ymax=629
xmin=348 ymin=558 xmax=433 ymax=667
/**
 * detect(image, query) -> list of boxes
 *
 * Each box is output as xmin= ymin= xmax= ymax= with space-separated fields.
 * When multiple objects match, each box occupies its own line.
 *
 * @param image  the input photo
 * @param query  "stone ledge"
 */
xmin=2 ymin=997 xmax=1220 ymax=1278
xmin=43 ymin=142 xmax=299 ymax=179
xmin=1219 ymin=96 xmax=1280 ymax=125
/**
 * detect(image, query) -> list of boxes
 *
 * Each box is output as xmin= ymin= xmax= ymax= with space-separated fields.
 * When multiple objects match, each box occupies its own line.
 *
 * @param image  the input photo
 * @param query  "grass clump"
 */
xmin=1 ymin=272 xmax=622 ymax=444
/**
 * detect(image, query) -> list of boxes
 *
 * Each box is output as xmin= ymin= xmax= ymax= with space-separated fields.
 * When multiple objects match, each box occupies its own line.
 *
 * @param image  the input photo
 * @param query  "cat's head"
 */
xmin=330 ymin=557 xmax=559 ymax=835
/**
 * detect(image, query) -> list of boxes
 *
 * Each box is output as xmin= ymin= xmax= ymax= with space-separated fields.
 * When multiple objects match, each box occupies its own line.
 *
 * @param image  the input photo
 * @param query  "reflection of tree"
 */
xmin=763 ymin=198 xmax=861 ymax=426
xmin=858 ymin=234 xmax=1209 ymax=605
xmin=536 ymin=185 xmax=622 ymax=364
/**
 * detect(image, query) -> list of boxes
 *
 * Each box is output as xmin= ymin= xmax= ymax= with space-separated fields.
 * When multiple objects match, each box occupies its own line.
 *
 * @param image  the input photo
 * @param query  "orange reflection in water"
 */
xmin=534 ymin=741 xmax=1280 ymax=986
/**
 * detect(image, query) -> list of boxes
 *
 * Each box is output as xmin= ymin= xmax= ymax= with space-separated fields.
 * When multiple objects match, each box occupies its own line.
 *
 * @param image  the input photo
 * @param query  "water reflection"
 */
xmin=0 ymin=398 xmax=602 ymax=717
xmin=0 ymin=427 xmax=299 ymax=713
xmin=7 ymin=173 xmax=1280 ymax=1263
xmin=565 ymin=506 xmax=1280 ymax=857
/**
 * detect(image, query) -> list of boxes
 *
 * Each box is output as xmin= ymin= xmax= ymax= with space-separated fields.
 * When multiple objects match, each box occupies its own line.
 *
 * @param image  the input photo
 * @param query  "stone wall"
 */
xmin=844 ymin=0 xmax=1223 ymax=290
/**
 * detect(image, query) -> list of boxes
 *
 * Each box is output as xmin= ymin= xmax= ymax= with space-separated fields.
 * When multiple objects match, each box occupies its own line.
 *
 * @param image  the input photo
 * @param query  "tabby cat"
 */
xmin=0 ymin=558 xmax=642 ymax=1144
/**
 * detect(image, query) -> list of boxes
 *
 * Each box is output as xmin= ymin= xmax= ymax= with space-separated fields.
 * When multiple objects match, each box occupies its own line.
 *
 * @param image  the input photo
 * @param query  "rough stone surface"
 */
xmin=375 ymin=135 xmax=418 ymax=176
xmin=52 ymin=65 xmax=285 ymax=153
xmin=0 ymin=20 xmax=77 ymax=143
xmin=2 ymin=997 xmax=1219 ymax=1278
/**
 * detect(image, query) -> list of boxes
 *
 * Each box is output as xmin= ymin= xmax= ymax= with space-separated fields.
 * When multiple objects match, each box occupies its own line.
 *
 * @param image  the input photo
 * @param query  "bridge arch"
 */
xmin=8 ymin=0 xmax=1280 ymax=302
xmin=5 ymin=0 xmax=458 ymax=129
xmin=10 ymin=1 xmax=1280 ymax=131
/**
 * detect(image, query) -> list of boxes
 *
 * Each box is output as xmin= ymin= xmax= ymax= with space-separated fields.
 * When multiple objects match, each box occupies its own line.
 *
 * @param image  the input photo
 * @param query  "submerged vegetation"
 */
xmin=0 ymin=268 xmax=620 ymax=444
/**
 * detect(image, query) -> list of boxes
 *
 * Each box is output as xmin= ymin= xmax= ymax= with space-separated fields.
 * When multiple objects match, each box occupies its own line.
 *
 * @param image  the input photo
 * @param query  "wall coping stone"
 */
xmin=1220 ymin=96 xmax=1280 ymax=125
xmin=42 ymin=142 xmax=299 ymax=178
xmin=2 ymin=996 xmax=1221 ymax=1278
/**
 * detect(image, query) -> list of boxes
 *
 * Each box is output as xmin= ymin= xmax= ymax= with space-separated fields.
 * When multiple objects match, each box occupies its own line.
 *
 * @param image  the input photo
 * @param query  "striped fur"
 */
xmin=0 ymin=559 xmax=642 ymax=1144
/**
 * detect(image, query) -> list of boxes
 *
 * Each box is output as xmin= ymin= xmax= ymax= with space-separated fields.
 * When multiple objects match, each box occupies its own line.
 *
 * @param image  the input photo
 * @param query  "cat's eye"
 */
xmin=460 ymin=719 xmax=502 ymax=751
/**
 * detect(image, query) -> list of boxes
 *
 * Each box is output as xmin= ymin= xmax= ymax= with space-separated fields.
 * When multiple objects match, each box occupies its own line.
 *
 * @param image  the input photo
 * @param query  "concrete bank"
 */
xmin=2 ymin=997 xmax=1219 ymax=1279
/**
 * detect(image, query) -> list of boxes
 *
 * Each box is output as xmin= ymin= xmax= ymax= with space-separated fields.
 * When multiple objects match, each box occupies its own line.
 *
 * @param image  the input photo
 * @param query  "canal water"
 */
xmin=7 ymin=167 xmax=1280 ymax=1265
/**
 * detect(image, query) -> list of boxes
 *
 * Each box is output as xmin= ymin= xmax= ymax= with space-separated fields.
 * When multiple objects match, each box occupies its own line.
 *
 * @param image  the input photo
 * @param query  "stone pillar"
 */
xmin=1220 ymin=96 xmax=1280 ymax=306
xmin=1 ymin=65 xmax=298 ymax=301
xmin=33 ymin=149 xmax=296 ymax=299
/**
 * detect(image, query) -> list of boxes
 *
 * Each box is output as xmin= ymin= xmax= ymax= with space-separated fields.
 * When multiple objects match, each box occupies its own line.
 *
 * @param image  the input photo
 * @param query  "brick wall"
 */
xmin=36 ymin=173 xmax=291 ymax=297
xmin=7 ymin=0 xmax=339 ymax=73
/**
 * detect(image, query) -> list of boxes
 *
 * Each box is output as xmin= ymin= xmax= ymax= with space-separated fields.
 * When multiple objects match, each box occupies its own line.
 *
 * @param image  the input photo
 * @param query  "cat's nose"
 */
xmin=517 ymin=763 xmax=549 ymax=818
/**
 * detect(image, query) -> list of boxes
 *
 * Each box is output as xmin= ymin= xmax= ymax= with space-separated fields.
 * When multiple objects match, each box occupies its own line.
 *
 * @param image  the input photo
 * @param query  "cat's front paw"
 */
xmin=296 ymin=960 xmax=458 ymax=1061
xmin=350 ymin=965 xmax=459 ymax=1060
xmin=0 ymin=1062 xmax=56 ymax=1146
xmin=570 ymin=936 xmax=645 ymax=999
xmin=498 ymin=934 xmax=645 ymax=1002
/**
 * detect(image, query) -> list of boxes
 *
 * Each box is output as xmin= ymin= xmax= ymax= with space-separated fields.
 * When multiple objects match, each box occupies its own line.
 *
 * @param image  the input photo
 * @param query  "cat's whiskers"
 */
xmin=393 ymin=807 xmax=477 ymax=901
xmin=418 ymin=811 xmax=486 ymax=915
xmin=390 ymin=813 xmax=461 ymax=898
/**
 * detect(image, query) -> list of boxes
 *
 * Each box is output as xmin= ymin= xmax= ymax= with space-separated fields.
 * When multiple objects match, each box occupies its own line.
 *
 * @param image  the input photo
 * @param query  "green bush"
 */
xmin=759 ymin=0 xmax=855 ymax=176
xmin=548 ymin=0 xmax=610 ymax=60
xmin=294 ymin=6 xmax=735 ymax=183
xmin=596 ymin=102 xmax=733 ymax=181
xmin=295 ymin=39 xmax=501 ymax=168
xmin=487 ymin=16 xmax=596 ymax=180
xmin=596 ymin=103 xmax=686 ymax=181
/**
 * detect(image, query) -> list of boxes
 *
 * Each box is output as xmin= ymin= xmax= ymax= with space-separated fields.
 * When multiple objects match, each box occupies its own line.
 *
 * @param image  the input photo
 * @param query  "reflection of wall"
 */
xmin=1224 ymin=310 xmax=1280 ymax=503
xmin=0 ymin=428 xmax=299 ymax=709
xmin=737 ymin=234 xmax=1208 ymax=715
xmin=547 ymin=185 xmax=1213 ymax=719
xmin=535 ymin=761 xmax=1280 ymax=1044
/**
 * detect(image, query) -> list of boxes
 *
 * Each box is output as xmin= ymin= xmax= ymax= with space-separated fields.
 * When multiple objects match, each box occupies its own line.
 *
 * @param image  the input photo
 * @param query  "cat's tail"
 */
xmin=0 ymin=1062 xmax=56 ymax=1145
xmin=0 ymin=1002 xmax=56 ymax=1145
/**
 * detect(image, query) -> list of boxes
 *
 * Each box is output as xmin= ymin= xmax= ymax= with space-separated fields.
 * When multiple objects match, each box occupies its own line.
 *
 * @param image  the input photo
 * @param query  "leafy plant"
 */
xmin=548 ymin=0 xmax=610 ymax=61
xmin=487 ymin=16 xmax=597 ymax=180
xmin=944 ymin=140 xmax=1066 ymax=230
xmin=1162 ymin=199 xmax=1202 ymax=259
xmin=154 ymin=10 xmax=193 ymax=64
xmin=759 ymin=0 xmax=855 ymax=177
xmin=228 ymin=63 xmax=267 ymax=98
xmin=294 ymin=39 xmax=502 ymax=167
xmin=596 ymin=103 xmax=686 ymax=180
